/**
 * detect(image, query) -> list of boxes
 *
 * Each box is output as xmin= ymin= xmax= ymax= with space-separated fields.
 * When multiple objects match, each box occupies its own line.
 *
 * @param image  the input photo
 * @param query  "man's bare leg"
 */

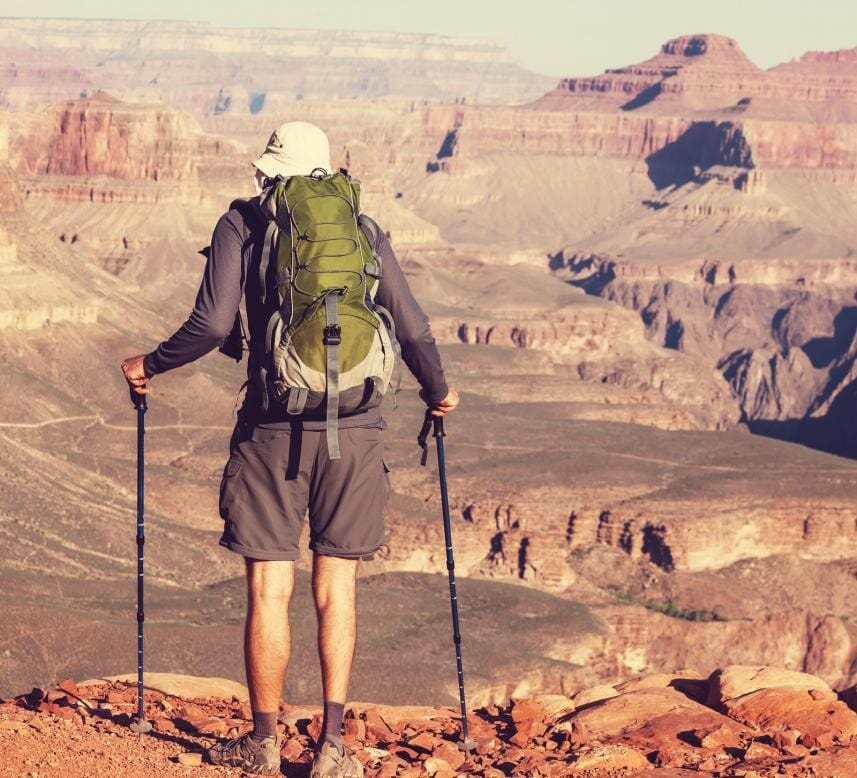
xmin=312 ymin=553 xmax=358 ymax=753
xmin=245 ymin=558 xmax=295 ymax=733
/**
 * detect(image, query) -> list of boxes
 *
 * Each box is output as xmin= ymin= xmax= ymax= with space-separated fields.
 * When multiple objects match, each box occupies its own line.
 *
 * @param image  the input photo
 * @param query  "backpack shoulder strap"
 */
xmin=358 ymin=214 xmax=384 ymax=280
xmin=358 ymin=214 xmax=382 ymax=253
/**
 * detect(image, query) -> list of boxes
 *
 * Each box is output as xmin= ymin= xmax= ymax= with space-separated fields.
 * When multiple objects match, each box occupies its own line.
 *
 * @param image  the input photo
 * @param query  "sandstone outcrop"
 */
xmin=12 ymin=93 xmax=202 ymax=182
xmin=543 ymin=34 xmax=857 ymax=116
xmin=551 ymin=250 xmax=857 ymax=455
xmin=5 ymin=668 xmax=857 ymax=775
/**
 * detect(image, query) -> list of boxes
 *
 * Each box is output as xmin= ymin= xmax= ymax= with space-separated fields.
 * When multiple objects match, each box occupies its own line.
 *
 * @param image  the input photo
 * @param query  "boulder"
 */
xmin=614 ymin=671 xmax=707 ymax=703
xmin=562 ymin=687 xmax=748 ymax=767
xmin=512 ymin=694 xmax=575 ymax=722
xmin=571 ymin=744 xmax=650 ymax=772
xmin=724 ymin=687 xmax=857 ymax=745
xmin=82 ymin=673 xmax=249 ymax=702
xmin=571 ymin=685 xmax=618 ymax=708
xmin=706 ymin=665 xmax=831 ymax=707
xmin=567 ymin=687 xmax=731 ymax=740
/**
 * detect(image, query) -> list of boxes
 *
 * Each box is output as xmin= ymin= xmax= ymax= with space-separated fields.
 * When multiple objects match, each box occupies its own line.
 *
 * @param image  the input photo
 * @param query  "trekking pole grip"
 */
xmin=432 ymin=415 xmax=445 ymax=438
xmin=129 ymin=387 xmax=148 ymax=413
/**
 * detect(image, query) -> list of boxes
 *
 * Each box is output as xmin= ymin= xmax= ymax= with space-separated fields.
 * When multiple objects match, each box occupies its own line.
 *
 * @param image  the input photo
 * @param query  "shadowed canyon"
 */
xmin=1 ymin=21 xmax=856 ymax=751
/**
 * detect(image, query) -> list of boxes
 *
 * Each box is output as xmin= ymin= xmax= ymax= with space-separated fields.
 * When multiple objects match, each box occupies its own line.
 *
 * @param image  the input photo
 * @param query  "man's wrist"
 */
xmin=142 ymin=353 xmax=159 ymax=378
xmin=422 ymin=383 xmax=450 ymax=406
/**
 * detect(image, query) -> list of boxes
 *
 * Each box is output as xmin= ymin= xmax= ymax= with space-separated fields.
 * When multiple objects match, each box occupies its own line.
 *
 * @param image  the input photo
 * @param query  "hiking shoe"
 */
xmin=207 ymin=732 xmax=282 ymax=775
xmin=310 ymin=741 xmax=363 ymax=778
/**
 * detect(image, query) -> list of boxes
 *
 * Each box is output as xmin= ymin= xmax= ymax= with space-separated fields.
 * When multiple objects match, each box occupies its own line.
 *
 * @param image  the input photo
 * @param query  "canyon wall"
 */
xmin=0 ymin=18 xmax=554 ymax=110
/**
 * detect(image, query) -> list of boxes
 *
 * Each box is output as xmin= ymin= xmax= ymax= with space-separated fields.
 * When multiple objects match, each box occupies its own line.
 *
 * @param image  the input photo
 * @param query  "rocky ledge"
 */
xmin=2 ymin=666 xmax=857 ymax=776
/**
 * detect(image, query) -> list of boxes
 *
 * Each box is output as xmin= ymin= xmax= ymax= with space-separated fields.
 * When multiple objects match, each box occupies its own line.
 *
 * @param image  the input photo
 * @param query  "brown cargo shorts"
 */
xmin=218 ymin=422 xmax=390 ymax=561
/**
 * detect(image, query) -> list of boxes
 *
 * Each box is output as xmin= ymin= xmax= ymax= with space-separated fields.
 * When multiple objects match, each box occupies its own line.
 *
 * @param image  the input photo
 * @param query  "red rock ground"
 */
xmin=3 ymin=668 xmax=857 ymax=776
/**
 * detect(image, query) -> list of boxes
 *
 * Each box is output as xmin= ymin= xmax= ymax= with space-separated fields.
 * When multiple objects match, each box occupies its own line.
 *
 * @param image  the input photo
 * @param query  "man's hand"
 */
xmin=121 ymin=354 xmax=152 ymax=396
xmin=424 ymin=388 xmax=460 ymax=417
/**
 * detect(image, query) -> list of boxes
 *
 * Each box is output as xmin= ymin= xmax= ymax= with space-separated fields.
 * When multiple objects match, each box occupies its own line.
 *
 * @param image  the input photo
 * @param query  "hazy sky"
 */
xmin=8 ymin=0 xmax=857 ymax=76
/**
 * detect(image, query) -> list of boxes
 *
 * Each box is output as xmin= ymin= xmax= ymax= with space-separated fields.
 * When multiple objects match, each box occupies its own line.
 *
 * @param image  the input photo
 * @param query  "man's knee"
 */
xmin=312 ymin=553 xmax=357 ymax=609
xmin=246 ymin=558 xmax=295 ymax=605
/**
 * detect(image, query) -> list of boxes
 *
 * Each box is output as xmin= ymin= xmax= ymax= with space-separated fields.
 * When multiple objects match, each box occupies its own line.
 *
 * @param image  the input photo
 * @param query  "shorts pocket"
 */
xmin=224 ymin=455 xmax=243 ymax=477
xmin=219 ymin=455 xmax=245 ymax=521
xmin=345 ymin=426 xmax=383 ymax=446
xmin=250 ymin=426 xmax=294 ymax=444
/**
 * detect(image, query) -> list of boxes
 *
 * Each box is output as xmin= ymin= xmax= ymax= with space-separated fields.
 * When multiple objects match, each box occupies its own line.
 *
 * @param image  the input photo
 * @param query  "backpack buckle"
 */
xmin=323 ymin=324 xmax=342 ymax=346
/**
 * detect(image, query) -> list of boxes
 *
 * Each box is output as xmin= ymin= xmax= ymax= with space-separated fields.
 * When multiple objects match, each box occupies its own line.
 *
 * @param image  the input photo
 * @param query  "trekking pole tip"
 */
xmin=129 ymin=718 xmax=152 ymax=734
xmin=457 ymin=737 xmax=477 ymax=752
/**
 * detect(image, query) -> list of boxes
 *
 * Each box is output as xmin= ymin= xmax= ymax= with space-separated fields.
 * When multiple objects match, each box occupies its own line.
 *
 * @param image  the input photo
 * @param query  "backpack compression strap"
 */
xmin=323 ymin=290 xmax=343 ymax=459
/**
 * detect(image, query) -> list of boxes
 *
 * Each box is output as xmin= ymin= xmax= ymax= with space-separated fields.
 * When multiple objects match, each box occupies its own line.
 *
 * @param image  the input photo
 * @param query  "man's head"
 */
xmin=252 ymin=121 xmax=332 ymax=184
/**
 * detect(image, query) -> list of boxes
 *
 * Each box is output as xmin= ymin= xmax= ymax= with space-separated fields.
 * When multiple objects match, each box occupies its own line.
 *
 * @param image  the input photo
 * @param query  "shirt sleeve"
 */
xmin=144 ymin=212 xmax=243 ymax=375
xmin=372 ymin=228 xmax=449 ymax=405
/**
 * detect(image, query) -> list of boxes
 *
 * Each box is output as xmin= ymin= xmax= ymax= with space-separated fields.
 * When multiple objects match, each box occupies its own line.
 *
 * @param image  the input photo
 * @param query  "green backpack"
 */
xmin=255 ymin=169 xmax=400 ymax=458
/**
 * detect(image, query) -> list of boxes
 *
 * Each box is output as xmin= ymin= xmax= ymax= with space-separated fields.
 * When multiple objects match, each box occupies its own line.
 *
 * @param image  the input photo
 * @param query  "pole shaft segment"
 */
xmin=135 ymin=395 xmax=147 ymax=725
xmin=433 ymin=415 xmax=469 ymax=743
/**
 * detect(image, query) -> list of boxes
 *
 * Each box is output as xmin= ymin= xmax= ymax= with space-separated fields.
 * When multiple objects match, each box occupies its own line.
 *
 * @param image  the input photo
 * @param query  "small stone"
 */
xmin=800 ymin=729 xmax=836 ymax=749
xmin=362 ymin=709 xmax=393 ymax=741
xmin=476 ymin=736 xmax=498 ymax=755
xmin=431 ymin=740 xmax=466 ymax=771
xmin=743 ymin=740 xmax=780 ymax=760
xmin=694 ymin=722 xmax=741 ymax=750
xmin=423 ymin=757 xmax=452 ymax=777
xmin=408 ymin=730 xmax=437 ymax=753
xmin=281 ymin=738 xmax=304 ymax=761
xmin=176 ymin=752 xmax=203 ymax=766
xmin=343 ymin=717 xmax=366 ymax=743
xmin=772 ymin=728 xmax=801 ymax=748
xmin=57 ymin=679 xmax=78 ymax=697
xmin=152 ymin=717 xmax=177 ymax=733
xmin=306 ymin=713 xmax=323 ymax=743
xmin=53 ymin=706 xmax=75 ymax=722
xmin=391 ymin=745 xmax=420 ymax=760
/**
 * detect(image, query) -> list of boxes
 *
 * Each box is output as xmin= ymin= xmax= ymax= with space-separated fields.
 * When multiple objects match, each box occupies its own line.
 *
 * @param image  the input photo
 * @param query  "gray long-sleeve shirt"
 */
xmin=144 ymin=201 xmax=448 ymax=427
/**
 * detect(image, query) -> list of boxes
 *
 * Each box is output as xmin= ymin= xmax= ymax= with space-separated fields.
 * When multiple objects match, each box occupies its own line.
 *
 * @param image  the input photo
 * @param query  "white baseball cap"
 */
xmin=252 ymin=121 xmax=332 ymax=179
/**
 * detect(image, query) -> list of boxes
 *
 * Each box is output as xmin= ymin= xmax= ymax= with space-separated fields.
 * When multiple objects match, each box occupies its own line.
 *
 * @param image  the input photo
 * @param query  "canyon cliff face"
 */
xmin=543 ymin=34 xmax=857 ymax=116
xmin=405 ymin=34 xmax=857 ymax=457
xmin=0 ymin=18 xmax=554 ymax=110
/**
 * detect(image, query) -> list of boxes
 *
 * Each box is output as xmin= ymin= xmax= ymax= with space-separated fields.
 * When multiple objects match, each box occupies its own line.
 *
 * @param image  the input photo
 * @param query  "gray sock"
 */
xmin=321 ymin=701 xmax=345 ymax=754
xmin=251 ymin=710 xmax=278 ymax=739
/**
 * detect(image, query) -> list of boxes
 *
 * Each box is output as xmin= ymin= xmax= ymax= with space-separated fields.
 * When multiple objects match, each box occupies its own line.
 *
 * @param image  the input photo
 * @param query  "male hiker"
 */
xmin=121 ymin=121 xmax=458 ymax=777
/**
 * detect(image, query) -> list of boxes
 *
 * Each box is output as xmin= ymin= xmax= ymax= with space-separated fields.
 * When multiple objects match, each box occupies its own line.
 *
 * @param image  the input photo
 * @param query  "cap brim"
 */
xmin=253 ymin=153 xmax=333 ymax=180
xmin=252 ymin=154 xmax=281 ymax=179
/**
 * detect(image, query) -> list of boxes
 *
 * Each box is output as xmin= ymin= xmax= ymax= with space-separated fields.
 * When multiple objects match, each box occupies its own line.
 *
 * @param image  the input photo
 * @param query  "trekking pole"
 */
xmin=418 ymin=411 xmax=475 ymax=752
xmin=128 ymin=388 xmax=152 ymax=735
